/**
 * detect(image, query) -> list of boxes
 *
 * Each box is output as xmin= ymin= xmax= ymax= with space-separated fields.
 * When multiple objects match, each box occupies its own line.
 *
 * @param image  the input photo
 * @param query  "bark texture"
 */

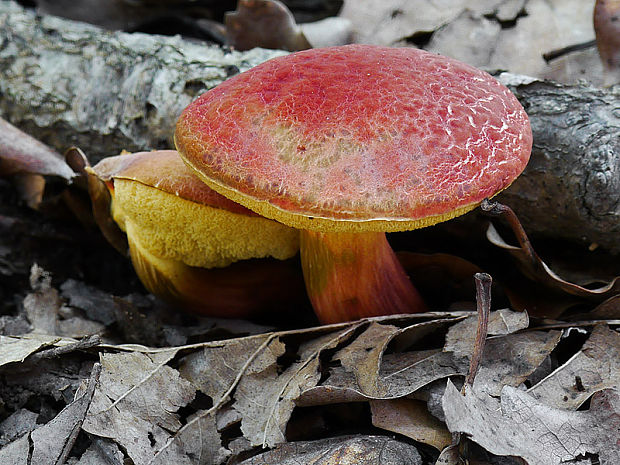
xmin=0 ymin=1 xmax=284 ymax=162
xmin=496 ymin=74 xmax=620 ymax=252
xmin=0 ymin=2 xmax=618 ymax=252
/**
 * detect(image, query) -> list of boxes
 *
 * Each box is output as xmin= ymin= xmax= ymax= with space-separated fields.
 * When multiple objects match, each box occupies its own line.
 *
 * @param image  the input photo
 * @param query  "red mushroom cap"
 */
xmin=176 ymin=45 xmax=532 ymax=233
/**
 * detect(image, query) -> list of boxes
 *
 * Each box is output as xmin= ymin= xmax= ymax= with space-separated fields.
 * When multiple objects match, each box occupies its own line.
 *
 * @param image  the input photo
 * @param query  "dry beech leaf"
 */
xmin=224 ymin=0 xmax=311 ymax=52
xmin=233 ymin=326 xmax=359 ymax=447
xmin=237 ymin=435 xmax=423 ymax=465
xmin=443 ymin=380 xmax=620 ymax=465
xmin=370 ymin=398 xmax=452 ymax=451
xmin=82 ymin=351 xmax=199 ymax=465
xmin=528 ymin=324 xmax=620 ymax=409
xmin=180 ymin=334 xmax=275 ymax=406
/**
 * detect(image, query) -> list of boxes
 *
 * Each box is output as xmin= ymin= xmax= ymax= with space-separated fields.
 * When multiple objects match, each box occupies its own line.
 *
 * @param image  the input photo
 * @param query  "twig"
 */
xmin=542 ymin=39 xmax=596 ymax=62
xmin=29 ymin=334 xmax=102 ymax=363
xmin=55 ymin=362 xmax=102 ymax=465
xmin=463 ymin=272 xmax=492 ymax=390
xmin=480 ymin=199 xmax=541 ymax=268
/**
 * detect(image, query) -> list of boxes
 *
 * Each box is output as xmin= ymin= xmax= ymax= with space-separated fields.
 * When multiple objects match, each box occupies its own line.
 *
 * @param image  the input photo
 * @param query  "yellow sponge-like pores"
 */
xmin=111 ymin=179 xmax=300 ymax=269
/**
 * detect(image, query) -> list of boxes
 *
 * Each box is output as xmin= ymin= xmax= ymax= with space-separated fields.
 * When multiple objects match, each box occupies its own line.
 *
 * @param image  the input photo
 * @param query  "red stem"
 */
xmin=300 ymin=230 xmax=427 ymax=324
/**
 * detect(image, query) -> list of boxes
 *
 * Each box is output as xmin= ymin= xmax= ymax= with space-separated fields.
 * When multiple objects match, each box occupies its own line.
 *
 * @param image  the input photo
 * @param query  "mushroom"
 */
xmin=88 ymin=150 xmax=302 ymax=318
xmin=175 ymin=45 xmax=532 ymax=324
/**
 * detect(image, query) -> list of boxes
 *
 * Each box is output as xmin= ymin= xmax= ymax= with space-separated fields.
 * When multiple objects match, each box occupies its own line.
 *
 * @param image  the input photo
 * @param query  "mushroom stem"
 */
xmin=300 ymin=230 xmax=427 ymax=323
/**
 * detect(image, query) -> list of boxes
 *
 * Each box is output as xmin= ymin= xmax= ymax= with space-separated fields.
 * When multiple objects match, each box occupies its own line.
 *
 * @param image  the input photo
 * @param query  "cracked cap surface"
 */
xmin=175 ymin=45 xmax=532 ymax=233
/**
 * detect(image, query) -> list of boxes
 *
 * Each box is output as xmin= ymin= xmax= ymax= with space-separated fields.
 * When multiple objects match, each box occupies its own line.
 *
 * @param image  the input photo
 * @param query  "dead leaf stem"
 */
xmin=464 ymin=273 xmax=492 ymax=390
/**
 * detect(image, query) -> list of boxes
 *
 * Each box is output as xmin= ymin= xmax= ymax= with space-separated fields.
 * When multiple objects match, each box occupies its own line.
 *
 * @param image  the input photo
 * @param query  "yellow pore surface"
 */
xmin=111 ymin=179 xmax=300 ymax=268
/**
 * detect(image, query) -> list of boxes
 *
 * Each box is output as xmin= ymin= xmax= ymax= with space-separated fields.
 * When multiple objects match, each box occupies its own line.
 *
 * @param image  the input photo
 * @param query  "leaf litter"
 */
xmin=1 ymin=255 xmax=618 ymax=464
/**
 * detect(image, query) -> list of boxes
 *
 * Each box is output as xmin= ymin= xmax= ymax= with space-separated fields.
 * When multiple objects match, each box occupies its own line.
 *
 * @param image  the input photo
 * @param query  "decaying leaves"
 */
xmin=237 ymin=435 xmax=423 ymax=465
xmin=233 ymin=327 xmax=359 ymax=447
xmin=443 ymin=381 xmax=620 ymax=465
xmin=528 ymin=324 xmax=620 ymax=409
xmin=82 ymin=351 xmax=198 ymax=465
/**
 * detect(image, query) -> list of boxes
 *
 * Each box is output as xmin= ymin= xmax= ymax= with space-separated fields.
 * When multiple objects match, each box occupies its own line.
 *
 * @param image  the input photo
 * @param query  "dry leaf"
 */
xmin=74 ymin=438 xmax=124 ymax=465
xmin=149 ymin=411 xmax=227 ymax=465
xmin=444 ymin=308 xmax=529 ymax=359
xmin=0 ymin=334 xmax=60 ymax=367
xmin=238 ymin=435 xmax=423 ymax=465
xmin=30 ymin=363 xmax=100 ymax=464
xmin=180 ymin=334 xmax=276 ymax=406
xmin=528 ymin=324 xmax=620 ymax=409
xmin=487 ymin=223 xmax=620 ymax=301
xmin=234 ymin=327 xmax=358 ymax=447
xmin=471 ymin=330 xmax=561 ymax=396
xmin=0 ymin=409 xmax=38 ymax=447
xmin=0 ymin=117 xmax=74 ymax=180
xmin=83 ymin=351 xmax=197 ymax=465
xmin=225 ymin=0 xmax=311 ymax=52
xmin=299 ymin=320 xmax=466 ymax=403
xmin=443 ymin=380 xmax=620 ymax=465
xmin=370 ymin=398 xmax=452 ymax=451
xmin=445 ymin=309 xmax=562 ymax=395
xmin=0 ymin=434 xmax=29 ymax=465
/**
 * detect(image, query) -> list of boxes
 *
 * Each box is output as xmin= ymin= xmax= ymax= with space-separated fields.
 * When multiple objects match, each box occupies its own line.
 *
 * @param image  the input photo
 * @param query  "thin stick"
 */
xmin=464 ymin=272 xmax=492 ymax=390
xmin=480 ymin=199 xmax=541 ymax=267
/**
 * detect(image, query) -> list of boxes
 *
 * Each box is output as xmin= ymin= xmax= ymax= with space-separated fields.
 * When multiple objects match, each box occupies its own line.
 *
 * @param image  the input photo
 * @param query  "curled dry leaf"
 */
xmin=484 ymin=203 xmax=620 ymax=302
xmin=528 ymin=324 xmax=620 ymax=409
xmin=370 ymin=398 xmax=453 ymax=451
xmin=298 ymin=319 xmax=467 ymax=404
xmin=224 ymin=0 xmax=311 ymax=52
xmin=0 ymin=117 xmax=74 ymax=180
xmin=30 ymin=363 xmax=101 ymax=464
xmin=443 ymin=380 xmax=620 ymax=465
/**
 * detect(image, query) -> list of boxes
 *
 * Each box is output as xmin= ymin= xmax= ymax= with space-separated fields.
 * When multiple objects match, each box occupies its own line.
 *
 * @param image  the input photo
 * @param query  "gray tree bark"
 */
xmin=495 ymin=74 xmax=619 ymax=253
xmin=0 ymin=1 xmax=284 ymax=162
xmin=0 ymin=2 xmax=618 ymax=252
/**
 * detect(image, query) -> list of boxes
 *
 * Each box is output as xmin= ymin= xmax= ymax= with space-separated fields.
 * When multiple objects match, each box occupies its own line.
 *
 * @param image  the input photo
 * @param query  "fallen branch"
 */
xmin=1 ymin=2 xmax=618 ymax=251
